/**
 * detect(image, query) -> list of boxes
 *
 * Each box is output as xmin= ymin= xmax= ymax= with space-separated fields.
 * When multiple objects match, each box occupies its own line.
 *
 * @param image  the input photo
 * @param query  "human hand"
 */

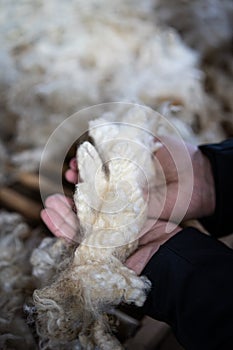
xmin=125 ymin=220 xmax=181 ymax=275
xmin=40 ymin=158 xmax=79 ymax=242
xmin=41 ymin=136 xmax=215 ymax=273
xmin=51 ymin=135 xmax=215 ymax=224
xmin=124 ymin=135 xmax=216 ymax=274
xmin=148 ymin=135 xmax=215 ymax=223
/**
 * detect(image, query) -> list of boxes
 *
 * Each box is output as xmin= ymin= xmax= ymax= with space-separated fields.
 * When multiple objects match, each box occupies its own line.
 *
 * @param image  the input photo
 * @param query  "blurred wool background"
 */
xmin=0 ymin=0 xmax=233 ymax=349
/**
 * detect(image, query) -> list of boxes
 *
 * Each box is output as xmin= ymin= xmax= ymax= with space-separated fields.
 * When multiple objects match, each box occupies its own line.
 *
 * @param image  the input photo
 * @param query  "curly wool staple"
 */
xmin=0 ymin=211 xmax=39 ymax=349
xmin=33 ymin=109 xmax=162 ymax=349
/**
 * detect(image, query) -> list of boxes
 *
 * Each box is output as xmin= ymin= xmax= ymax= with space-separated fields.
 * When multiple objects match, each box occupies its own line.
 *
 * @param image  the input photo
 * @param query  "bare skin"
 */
xmin=41 ymin=136 xmax=215 ymax=275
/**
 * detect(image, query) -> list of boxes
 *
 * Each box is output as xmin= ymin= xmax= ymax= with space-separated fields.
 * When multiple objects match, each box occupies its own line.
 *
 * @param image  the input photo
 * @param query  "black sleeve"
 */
xmin=142 ymin=227 xmax=233 ymax=350
xmin=198 ymin=138 xmax=233 ymax=237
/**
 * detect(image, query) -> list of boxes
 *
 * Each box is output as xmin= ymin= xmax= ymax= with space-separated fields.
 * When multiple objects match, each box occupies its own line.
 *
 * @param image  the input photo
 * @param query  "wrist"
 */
xmin=194 ymin=150 xmax=216 ymax=218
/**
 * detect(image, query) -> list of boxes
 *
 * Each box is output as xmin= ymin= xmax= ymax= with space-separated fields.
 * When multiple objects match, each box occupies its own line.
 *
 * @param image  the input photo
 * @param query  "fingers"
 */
xmin=65 ymin=158 xmax=78 ymax=184
xmin=45 ymin=193 xmax=74 ymax=207
xmin=125 ymin=243 xmax=160 ymax=275
xmin=69 ymin=158 xmax=77 ymax=171
xmin=41 ymin=194 xmax=79 ymax=242
xmin=65 ymin=169 xmax=78 ymax=184
xmin=126 ymin=221 xmax=182 ymax=275
xmin=41 ymin=208 xmax=78 ymax=241
xmin=139 ymin=220 xmax=180 ymax=245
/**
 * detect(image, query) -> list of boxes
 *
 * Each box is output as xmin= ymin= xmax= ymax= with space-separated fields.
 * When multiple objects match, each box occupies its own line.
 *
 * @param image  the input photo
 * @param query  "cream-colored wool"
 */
xmin=1 ymin=0 xmax=232 ymax=176
xmin=33 ymin=110 xmax=161 ymax=349
xmin=1 ymin=1 xmax=232 ymax=347
xmin=0 ymin=211 xmax=37 ymax=349
xmin=1 ymin=0 xmax=221 ymax=173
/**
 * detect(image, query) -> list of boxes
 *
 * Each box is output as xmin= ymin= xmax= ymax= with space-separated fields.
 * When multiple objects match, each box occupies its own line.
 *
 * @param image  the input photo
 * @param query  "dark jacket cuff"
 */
xmin=199 ymin=138 xmax=233 ymax=237
xmin=142 ymin=227 xmax=233 ymax=350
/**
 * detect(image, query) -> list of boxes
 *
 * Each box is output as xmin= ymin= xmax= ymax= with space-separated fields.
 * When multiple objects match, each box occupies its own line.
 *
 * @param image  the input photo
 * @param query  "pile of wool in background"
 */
xmin=0 ymin=0 xmax=232 ymax=348
xmin=1 ymin=0 xmax=232 ymax=175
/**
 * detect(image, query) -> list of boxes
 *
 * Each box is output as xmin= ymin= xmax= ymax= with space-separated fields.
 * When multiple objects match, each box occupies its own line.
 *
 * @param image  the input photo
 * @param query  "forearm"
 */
xmin=186 ymin=147 xmax=215 ymax=220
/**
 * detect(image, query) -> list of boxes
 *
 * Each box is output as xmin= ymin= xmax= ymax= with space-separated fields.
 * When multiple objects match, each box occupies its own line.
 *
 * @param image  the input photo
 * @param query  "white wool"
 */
xmin=0 ymin=211 xmax=37 ymax=349
xmin=0 ymin=0 xmax=210 ymax=162
xmin=1 ymin=1 xmax=232 ymax=347
xmin=33 ymin=108 xmax=162 ymax=349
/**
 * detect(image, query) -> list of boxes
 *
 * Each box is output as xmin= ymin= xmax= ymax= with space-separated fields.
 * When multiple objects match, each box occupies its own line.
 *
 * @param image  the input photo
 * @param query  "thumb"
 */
xmin=125 ymin=243 xmax=160 ymax=275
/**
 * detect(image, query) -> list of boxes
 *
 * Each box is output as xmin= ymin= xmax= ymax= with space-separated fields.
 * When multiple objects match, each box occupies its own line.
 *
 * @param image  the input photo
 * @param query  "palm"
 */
xmin=146 ymin=136 xmax=195 ymax=225
xmin=41 ymin=136 xmax=215 ymax=274
xmin=147 ymin=135 xmax=215 ymax=223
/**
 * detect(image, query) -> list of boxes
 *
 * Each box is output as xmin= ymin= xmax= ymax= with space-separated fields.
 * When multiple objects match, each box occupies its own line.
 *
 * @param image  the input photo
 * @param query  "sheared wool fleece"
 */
xmin=33 ymin=109 xmax=161 ymax=349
